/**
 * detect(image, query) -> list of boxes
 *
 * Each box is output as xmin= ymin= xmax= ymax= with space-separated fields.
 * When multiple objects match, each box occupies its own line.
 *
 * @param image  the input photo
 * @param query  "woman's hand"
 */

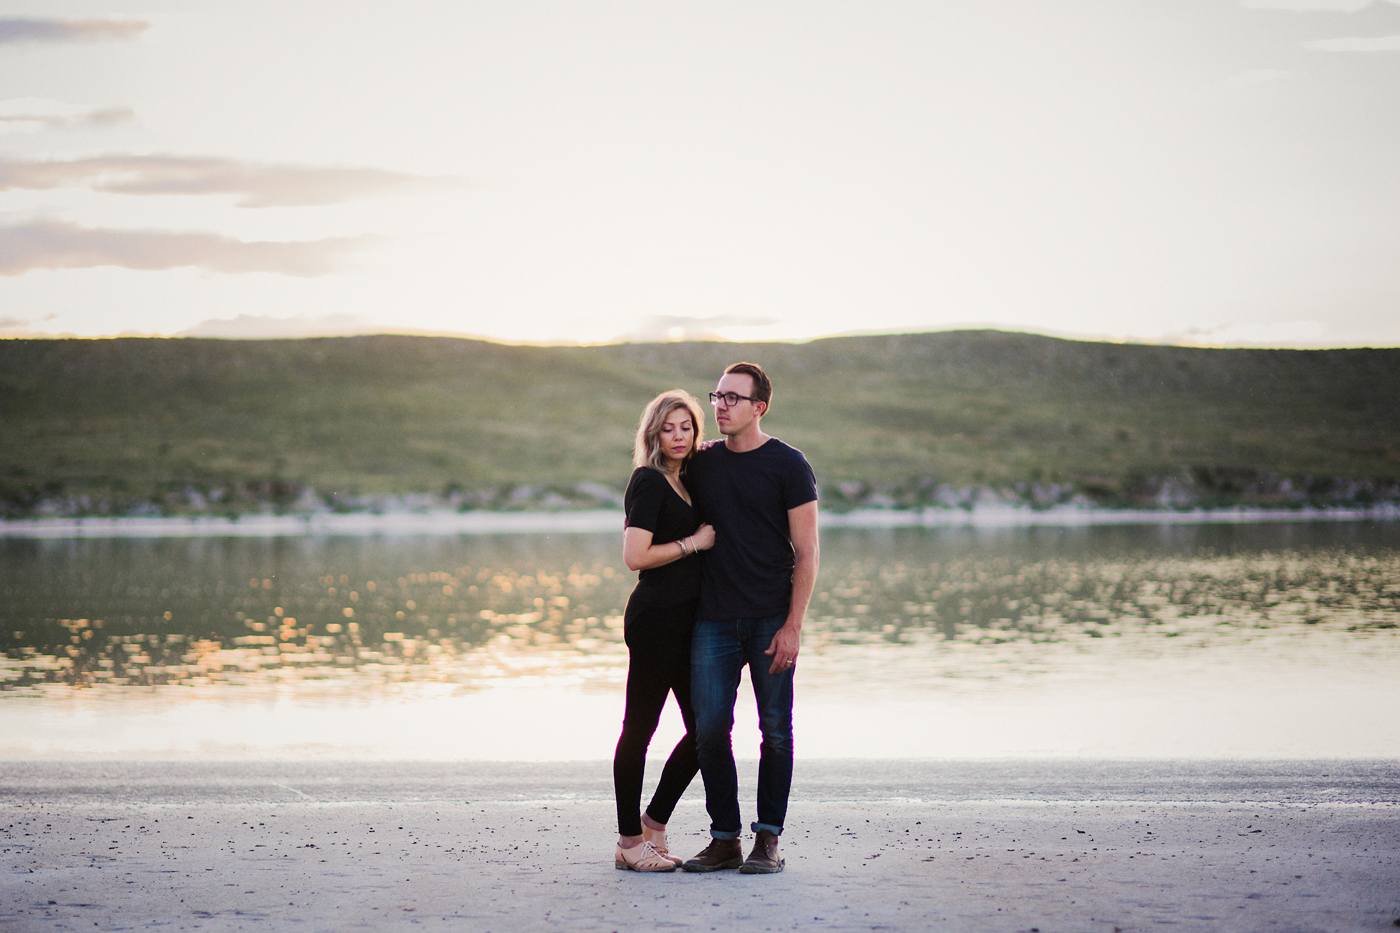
xmin=690 ymin=523 xmax=716 ymax=551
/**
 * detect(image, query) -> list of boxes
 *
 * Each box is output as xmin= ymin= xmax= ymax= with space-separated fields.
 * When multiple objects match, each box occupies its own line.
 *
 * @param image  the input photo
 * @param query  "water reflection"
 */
xmin=0 ymin=535 xmax=634 ymax=694
xmin=2 ymin=523 xmax=1398 ymax=698
xmin=815 ymin=549 xmax=1399 ymax=643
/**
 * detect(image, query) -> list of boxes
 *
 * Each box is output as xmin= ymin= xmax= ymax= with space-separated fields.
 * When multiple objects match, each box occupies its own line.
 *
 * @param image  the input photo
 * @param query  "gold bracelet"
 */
xmin=679 ymin=538 xmax=688 ymax=557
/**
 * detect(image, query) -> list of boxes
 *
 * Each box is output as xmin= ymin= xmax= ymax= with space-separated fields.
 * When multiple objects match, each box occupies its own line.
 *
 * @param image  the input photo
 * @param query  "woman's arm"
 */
xmin=623 ymin=524 xmax=714 ymax=571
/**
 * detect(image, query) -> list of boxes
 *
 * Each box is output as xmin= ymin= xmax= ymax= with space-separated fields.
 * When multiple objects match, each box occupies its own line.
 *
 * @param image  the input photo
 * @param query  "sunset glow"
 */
xmin=1 ymin=1 xmax=1398 ymax=346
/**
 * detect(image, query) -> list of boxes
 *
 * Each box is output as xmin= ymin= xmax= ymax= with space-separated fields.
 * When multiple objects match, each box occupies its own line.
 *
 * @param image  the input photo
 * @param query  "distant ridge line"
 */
xmin=2 ymin=331 xmax=1396 ymax=520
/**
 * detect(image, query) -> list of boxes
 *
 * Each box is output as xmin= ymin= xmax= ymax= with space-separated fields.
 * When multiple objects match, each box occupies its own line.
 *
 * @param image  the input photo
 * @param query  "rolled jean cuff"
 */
xmin=751 ymin=821 xmax=783 ymax=836
xmin=709 ymin=828 xmax=741 ymax=840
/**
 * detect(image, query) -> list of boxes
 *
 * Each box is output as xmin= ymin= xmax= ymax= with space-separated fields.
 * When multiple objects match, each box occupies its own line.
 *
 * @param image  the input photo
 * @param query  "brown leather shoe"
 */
xmin=739 ymin=829 xmax=784 ymax=874
xmin=680 ymin=837 xmax=744 ymax=873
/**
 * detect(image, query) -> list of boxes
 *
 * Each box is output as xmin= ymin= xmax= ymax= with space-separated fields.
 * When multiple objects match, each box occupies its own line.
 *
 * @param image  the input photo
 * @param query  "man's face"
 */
xmin=712 ymin=372 xmax=763 ymax=436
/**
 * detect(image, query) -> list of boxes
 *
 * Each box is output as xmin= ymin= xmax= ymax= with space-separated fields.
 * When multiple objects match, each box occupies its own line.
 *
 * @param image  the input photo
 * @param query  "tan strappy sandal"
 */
xmin=642 ymin=824 xmax=683 ymax=866
xmin=614 ymin=840 xmax=677 ymax=872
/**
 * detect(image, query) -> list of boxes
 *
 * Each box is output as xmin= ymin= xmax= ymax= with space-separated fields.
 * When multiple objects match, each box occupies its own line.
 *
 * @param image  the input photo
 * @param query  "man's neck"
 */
xmin=724 ymin=423 xmax=770 ymax=454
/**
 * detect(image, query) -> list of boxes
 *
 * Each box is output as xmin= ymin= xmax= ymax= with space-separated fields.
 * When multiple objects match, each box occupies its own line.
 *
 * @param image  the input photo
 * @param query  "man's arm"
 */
xmin=765 ymin=499 xmax=819 ymax=674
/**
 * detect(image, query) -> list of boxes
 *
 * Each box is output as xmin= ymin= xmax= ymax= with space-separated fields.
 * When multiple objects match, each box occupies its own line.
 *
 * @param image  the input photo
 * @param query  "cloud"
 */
xmin=1304 ymin=34 xmax=1400 ymax=49
xmin=175 ymin=315 xmax=504 ymax=340
xmin=1166 ymin=320 xmax=1326 ymax=347
xmin=0 ymin=19 xmax=150 ymax=44
xmin=0 ymin=311 xmax=58 ymax=328
xmin=1241 ymin=0 xmax=1397 ymax=10
xmin=0 ymin=155 xmax=454 ymax=207
xmin=622 ymin=314 xmax=782 ymax=342
xmin=1243 ymin=0 xmax=1400 ymax=54
xmin=0 ymin=98 xmax=133 ymax=135
xmin=0 ymin=310 xmax=61 ymax=337
xmin=177 ymin=314 xmax=385 ymax=339
xmin=0 ymin=219 xmax=376 ymax=277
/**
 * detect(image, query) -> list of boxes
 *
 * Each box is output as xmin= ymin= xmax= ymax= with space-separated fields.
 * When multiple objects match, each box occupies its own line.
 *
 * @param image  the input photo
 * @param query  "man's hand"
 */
xmin=765 ymin=622 xmax=800 ymax=674
xmin=767 ymin=499 xmax=818 ymax=675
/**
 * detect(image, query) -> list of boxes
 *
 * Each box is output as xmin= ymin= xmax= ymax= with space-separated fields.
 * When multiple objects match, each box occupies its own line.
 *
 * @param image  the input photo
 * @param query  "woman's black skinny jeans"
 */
xmin=612 ymin=598 xmax=700 ymax=837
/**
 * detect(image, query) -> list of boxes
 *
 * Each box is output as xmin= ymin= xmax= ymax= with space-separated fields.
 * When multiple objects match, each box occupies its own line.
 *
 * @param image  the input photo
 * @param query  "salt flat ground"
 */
xmin=2 ymin=760 xmax=1397 ymax=933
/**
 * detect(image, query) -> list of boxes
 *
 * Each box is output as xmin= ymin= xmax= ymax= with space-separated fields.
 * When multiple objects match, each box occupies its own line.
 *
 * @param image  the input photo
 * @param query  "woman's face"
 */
xmin=658 ymin=408 xmax=695 ymax=467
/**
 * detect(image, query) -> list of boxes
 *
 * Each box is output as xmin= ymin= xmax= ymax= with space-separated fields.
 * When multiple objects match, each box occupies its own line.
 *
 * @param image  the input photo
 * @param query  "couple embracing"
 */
xmin=612 ymin=361 xmax=819 ymax=875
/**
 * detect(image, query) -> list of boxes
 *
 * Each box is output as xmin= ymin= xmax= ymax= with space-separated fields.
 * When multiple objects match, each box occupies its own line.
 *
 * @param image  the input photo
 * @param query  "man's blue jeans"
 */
xmin=691 ymin=614 xmax=794 ymax=839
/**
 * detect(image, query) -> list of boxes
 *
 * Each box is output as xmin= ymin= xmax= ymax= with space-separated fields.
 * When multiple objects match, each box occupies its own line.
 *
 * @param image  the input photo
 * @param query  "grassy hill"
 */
xmin=2 ymin=331 xmax=1398 ymax=517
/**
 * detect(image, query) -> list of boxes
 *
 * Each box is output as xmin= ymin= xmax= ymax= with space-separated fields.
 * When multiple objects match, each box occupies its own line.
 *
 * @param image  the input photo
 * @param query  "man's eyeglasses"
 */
xmin=709 ymin=391 xmax=760 ymax=407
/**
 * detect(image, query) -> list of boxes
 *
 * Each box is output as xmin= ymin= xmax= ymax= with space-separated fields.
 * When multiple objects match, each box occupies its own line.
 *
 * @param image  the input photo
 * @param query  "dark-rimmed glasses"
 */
xmin=709 ymin=391 xmax=759 ymax=407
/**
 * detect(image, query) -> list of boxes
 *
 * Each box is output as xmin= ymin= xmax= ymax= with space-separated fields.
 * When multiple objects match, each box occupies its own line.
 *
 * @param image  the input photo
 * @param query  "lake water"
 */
xmin=2 ymin=522 xmax=1398 ymax=760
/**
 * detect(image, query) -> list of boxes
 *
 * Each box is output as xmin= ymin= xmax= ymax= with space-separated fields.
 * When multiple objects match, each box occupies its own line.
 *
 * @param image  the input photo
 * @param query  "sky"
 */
xmin=0 ymin=0 xmax=1397 ymax=347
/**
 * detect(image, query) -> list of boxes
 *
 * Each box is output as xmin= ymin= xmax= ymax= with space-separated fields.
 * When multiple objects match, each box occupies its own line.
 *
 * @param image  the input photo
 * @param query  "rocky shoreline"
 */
xmin=7 ymin=467 xmax=1400 ymax=525
xmin=3 ymin=500 xmax=1397 ymax=539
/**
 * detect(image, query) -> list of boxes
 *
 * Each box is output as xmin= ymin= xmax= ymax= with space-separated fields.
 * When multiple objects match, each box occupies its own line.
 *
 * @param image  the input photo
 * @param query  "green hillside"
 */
xmin=2 ymin=331 xmax=1398 ymax=517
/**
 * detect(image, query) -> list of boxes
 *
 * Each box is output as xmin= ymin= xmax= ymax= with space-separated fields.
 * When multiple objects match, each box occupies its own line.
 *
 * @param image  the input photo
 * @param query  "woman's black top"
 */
xmin=623 ymin=466 xmax=702 ymax=609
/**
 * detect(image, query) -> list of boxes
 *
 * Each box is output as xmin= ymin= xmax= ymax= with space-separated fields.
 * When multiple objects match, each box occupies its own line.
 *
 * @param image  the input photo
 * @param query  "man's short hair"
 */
xmin=723 ymin=361 xmax=772 ymax=410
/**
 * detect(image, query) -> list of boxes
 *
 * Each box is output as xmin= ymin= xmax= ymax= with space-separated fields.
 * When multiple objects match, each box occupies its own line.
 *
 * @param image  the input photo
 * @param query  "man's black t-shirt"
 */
xmin=623 ymin=466 xmax=702 ymax=608
xmin=688 ymin=438 xmax=818 ymax=622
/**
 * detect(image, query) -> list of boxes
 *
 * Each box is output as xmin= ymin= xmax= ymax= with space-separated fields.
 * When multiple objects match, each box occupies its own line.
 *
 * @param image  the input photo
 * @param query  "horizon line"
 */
xmin=0 ymin=324 xmax=1396 ymax=352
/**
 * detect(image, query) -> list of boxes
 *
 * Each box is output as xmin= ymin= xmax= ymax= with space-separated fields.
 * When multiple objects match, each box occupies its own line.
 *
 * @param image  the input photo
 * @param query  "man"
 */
xmin=680 ymin=361 xmax=819 ymax=875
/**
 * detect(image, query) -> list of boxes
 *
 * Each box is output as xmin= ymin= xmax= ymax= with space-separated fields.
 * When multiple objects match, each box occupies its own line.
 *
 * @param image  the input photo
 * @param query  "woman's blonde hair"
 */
xmin=633 ymin=390 xmax=706 ymax=471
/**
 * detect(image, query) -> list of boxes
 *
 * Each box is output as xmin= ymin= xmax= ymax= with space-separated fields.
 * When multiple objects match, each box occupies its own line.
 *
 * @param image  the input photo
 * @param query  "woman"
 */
xmin=613 ymin=389 xmax=715 ymax=872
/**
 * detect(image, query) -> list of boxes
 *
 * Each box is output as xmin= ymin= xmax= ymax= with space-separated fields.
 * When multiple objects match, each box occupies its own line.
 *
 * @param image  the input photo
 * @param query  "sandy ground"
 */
xmin=2 ymin=760 xmax=1397 ymax=932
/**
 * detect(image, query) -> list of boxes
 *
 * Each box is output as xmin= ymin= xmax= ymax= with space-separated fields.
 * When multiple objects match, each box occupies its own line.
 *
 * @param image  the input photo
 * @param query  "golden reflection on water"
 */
xmin=3 ymin=536 xmax=1397 ymax=698
xmin=1 ymin=562 xmax=634 ymax=694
